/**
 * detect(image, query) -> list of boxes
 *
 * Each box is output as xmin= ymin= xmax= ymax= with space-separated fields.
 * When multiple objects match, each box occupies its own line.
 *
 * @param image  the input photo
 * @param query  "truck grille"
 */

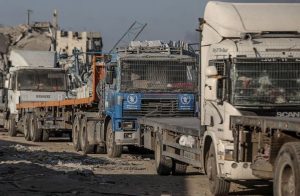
xmin=232 ymin=58 xmax=300 ymax=105
xmin=123 ymin=99 xmax=194 ymax=117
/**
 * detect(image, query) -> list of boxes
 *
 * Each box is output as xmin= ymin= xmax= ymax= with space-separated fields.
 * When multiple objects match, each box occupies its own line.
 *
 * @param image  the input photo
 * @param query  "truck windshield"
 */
xmin=231 ymin=58 xmax=300 ymax=106
xmin=17 ymin=69 xmax=66 ymax=91
xmin=120 ymin=58 xmax=197 ymax=92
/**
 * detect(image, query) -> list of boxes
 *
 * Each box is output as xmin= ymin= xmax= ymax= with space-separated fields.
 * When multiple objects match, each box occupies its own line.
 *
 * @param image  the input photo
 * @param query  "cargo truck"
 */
xmin=137 ymin=2 xmax=300 ymax=196
xmin=15 ymin=41 xmax=198 ymax=158
xmin=0 ymin=50 xmax=67 ymax=140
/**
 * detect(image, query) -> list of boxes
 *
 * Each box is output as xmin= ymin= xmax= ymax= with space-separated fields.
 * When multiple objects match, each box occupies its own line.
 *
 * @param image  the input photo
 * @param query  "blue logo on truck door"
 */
xmin=124 ymin=94 xmax=141 ymax=110
xmin=178 ymin=94 xmax=194 ymax=110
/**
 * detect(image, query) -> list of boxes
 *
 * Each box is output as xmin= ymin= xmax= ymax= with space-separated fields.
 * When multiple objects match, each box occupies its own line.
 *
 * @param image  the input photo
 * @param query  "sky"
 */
xmin=0 ymin=0 xmax=299 ymax=51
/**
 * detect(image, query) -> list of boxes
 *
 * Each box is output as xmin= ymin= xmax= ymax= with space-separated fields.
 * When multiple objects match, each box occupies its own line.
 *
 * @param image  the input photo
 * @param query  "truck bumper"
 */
xmin=220 ymin=161 xmax=259 ymax=180
xmin=115 ymin=131 xmax=139 ymax=145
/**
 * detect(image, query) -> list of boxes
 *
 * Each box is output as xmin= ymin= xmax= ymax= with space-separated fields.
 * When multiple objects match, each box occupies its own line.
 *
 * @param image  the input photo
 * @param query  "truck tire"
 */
xmin=106 ymin=120 xmax=122 ymax=158
xmin=172 ymin=160 xmax=187 ymax=175
xmin=23 ymin=114 xmax=31 ymax=141
xmin=29 ymin=114 xmax=42 ymax=142
xmin=8 ymin=116 xmax=17 ymax=137
xmin=155 ymin=133 xmax=172 ymax=175
xmin=274 ymin=142 xmax=300 ymax=196
xmin=72 ymin=115 xmax=81 ymax=151
xmin=206 ymin=143 xmax=230 ymax=196
xmin=80 ymin=118 xmax=95 ymax=155
xmin=42 ymin=130 xmax=50 ymax=142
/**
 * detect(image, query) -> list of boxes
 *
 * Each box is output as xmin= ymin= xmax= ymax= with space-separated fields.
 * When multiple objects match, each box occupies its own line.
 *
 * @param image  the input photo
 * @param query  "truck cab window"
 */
xmin=209 ymin=60 xmax=228 ymax=101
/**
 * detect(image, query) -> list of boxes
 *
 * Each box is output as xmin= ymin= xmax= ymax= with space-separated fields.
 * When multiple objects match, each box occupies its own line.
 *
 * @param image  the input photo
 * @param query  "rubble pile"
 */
xmin=0 ymin=23 xmax=53 ymax=70
xmin=0 ymin=23 xmax=52 ymax=51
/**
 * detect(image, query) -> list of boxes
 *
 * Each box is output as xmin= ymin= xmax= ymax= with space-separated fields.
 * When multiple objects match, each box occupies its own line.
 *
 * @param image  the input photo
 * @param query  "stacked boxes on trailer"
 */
xmin=137 ymin=2 xmax=300 ymax=196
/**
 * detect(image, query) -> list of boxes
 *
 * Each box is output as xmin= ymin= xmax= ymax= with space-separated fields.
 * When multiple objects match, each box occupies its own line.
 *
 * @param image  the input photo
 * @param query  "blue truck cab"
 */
xmin=102 ymin=41 xmax=198 ymax=156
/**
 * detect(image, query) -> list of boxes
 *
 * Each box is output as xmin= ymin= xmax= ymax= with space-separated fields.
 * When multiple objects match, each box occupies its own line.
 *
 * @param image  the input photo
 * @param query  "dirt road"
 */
xmin=0 ymin=130 xmax=272 ymax=196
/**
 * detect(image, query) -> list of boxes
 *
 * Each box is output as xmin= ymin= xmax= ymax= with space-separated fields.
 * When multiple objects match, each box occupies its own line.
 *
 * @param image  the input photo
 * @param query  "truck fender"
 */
xmin=102 ymin=116 xmax=112 ymax=142
xmin=202 ymin=131 xmax=221 ymax=174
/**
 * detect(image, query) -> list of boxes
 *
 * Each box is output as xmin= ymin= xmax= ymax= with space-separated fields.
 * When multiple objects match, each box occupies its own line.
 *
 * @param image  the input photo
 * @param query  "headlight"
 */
xmin=122 ymin=121 xmax=134 ymax=129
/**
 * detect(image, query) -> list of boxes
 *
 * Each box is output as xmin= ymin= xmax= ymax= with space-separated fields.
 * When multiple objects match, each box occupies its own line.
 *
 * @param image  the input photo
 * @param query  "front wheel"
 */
xmin=106 ymin=120 xmax=122 ymax=158
xmin=72 ymin=115 xmax=81 ymax=151
xmin=155 ymin=133 xmax=172 ymax=175
xmin=23 ymin=114 xmax=31 ymax=141
xmin=29 ymin=114 xmax=42 ymax=142
xmin=206 ymin=143 xmax=230 ymax=196
xmin=80 ymin=117 xmax=95 ymax=155
xmin=8 ymin=116 xmax=17 ymax=137
xmin=274 ymin=142 xmax=300 ymax=196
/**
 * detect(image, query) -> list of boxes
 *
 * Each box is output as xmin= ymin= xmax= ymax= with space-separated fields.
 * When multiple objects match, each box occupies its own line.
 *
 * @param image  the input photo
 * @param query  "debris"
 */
xmin=0 ymin=23 xmax=53 ymax=70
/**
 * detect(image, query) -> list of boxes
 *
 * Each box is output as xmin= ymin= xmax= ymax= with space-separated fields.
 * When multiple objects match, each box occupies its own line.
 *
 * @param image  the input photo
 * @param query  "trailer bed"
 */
xmin=231 ymin=116 xmax=300 ymax=133
xmin=138 ymin=117 xmax=201 ymax=136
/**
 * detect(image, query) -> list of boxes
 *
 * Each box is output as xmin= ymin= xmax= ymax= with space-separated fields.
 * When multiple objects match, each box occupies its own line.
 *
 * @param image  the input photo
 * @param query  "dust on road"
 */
xmin=0 ymin=130 xmax=272 ymax=196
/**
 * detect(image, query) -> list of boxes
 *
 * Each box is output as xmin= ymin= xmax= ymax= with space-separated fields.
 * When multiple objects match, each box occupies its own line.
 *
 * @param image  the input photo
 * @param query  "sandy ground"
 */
xmin=0 ymin=130 xmax=273 ymax=196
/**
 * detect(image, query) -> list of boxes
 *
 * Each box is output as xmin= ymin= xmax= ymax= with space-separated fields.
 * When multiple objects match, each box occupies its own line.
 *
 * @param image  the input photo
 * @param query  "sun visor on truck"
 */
xmin=9 ymin=50 xmax=56 ymax=68
xmin=204 ymin=2 xmax=300 ymax=38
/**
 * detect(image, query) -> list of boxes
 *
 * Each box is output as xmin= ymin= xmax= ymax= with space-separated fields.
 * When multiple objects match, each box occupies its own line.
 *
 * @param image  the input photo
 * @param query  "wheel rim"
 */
xmin=280 ymin=162 xmax=295 ymax=196
xmin=155 ymin=139 xmax=161 ymax=167
xmin=82 ymin=125 xmax=86 ymax=149
xmin=24 ymin=116 xmax=29 ymax=138
xmin=73 ymin=116 xmax=80 ymax=149
xmin=30 ymin=118 xmax=34 ymax=138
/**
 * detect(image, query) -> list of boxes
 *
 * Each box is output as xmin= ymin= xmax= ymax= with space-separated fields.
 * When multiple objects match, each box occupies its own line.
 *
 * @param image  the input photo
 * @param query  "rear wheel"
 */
xmin=80 ymin=117 xmax=95 ymax=155
xmin=274 ymin=142 xmax=300 ymax=196
xmin=23 ymin=114 xmax=31 ymax=141
xmin=206 ymin=143 xmax=230 ymax=196
xmin=155 ymin=133 xmax=172 ymax=175
xmin=106 ymin=120 xmax=122 ymax=158
xmin=29 ymin=114 xmax=42 ymax=142
xmin=8 ymin=115 xmax=17 ymax=137
xmin=72 ymin=115 xmax=81 ymax=151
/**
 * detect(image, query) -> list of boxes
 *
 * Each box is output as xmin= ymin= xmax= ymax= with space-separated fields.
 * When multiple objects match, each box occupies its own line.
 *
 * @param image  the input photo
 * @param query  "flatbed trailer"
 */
xmin=138 ymin=117 xmax=205 ymax=173
xmin=230 ymin=116 xmax=300 ymax=195
xmin=138 ymin=115 xmax=300 ymax=195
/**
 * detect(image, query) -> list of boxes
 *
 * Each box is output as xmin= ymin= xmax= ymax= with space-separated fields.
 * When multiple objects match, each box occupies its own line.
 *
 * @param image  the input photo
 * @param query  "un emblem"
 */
xmin=181 ymin=95 xmax=191 ymax=105
xmin=127 ymin=94 xmax=138 ymax=104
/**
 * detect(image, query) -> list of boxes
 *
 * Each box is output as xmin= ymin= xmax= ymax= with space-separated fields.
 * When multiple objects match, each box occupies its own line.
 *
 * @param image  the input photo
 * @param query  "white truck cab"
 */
xmin=201 ymin=0 xmax=300 ymax=183
xmin=3 ymin=50 xmax=67 ymax=136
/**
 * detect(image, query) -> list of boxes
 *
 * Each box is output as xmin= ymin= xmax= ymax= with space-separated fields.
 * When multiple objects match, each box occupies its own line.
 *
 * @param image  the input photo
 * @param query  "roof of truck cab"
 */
xmin=118 ymin=52 xmax=196 ymax=61
xmin=204 ymin=1 xmax=300 ymax=38
xmin=9 ymin=50 xmax=55 ymax=68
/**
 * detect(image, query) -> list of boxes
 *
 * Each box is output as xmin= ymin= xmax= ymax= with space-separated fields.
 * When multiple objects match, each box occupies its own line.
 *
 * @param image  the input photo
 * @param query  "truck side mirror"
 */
xmin=106 ymin=70 xmax=114 ymax=85
xmin=206 ymin=66 xmax=218 ymax=77
xmin=4 ymin=80 xmax=9 ymax=89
